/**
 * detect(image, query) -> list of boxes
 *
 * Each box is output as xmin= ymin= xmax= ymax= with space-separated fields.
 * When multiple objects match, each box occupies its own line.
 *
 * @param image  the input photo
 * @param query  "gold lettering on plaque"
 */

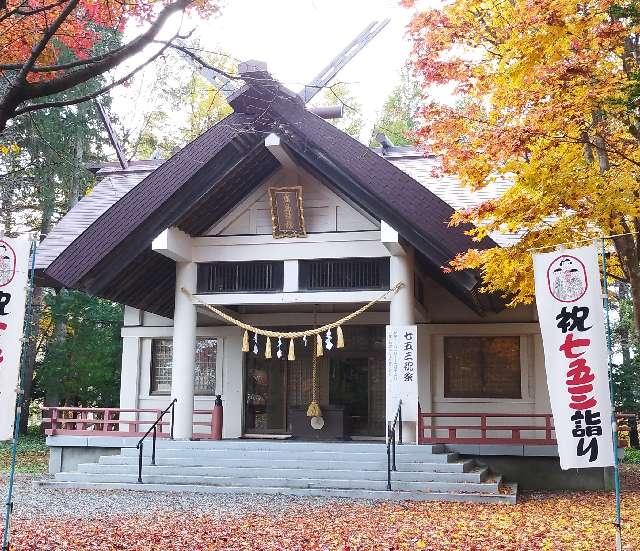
xmin=269 ymin=186 xmax=306 ymax=238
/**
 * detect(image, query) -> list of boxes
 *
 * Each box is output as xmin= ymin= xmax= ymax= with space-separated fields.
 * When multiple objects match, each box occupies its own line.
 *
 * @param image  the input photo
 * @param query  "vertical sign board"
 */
xmin=386 ymin=325 xmax=418 ymax=422
xmin=533 ymin=246 xmax=614 ymax=469
xmin=0 ymin=237 xmax=29 ymax=441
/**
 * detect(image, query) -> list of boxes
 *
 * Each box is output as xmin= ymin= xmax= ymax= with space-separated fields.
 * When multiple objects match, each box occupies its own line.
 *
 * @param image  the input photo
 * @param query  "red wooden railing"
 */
xmin=41 ymin=406 xmax=219 ymax=439
xmin=193 ymin=408 xmax=217 ymax=440
xmin=418 ymin=407 xmax=556 ymax=446
xmin=42 ymin=407 xmax=170 ymax=438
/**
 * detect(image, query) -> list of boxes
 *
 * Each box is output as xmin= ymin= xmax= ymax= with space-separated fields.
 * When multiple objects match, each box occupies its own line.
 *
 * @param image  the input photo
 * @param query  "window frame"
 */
xmin=442 ymin=335 xmax=523 ymax=400
xmin=431 ymin=327 xmax=534 ymax=404
xmin=149 ymin=337 xmax=222 ymax=397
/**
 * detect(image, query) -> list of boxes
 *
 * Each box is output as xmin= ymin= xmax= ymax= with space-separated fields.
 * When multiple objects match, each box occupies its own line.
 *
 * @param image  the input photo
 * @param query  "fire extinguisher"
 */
xmin=212 ymin=394 xmax=223 ymax=440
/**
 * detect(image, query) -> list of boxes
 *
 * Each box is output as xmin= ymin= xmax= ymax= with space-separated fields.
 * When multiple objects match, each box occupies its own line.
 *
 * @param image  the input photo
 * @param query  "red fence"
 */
xmin=42 ymin=406 xmax=219 ymax=439
xmin=418 ymin=410 xmax=556 ymax=446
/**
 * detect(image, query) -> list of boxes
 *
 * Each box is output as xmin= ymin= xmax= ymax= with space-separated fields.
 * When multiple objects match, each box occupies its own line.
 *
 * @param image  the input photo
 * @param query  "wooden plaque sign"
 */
xmin=269 ymin=186 xmax=307 ymax=238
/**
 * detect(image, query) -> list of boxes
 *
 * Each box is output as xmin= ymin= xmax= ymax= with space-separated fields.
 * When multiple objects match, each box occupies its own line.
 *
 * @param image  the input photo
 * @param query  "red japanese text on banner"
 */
xmin=0 ymin=237 xmax=30 ymax=441
xmin=533 ymin=245 xmax=614 ymax=469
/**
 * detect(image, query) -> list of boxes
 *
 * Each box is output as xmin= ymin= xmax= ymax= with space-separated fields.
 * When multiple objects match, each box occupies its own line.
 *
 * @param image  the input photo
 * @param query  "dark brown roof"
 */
xmin=43 ymin=76 xmax=499 ymax=317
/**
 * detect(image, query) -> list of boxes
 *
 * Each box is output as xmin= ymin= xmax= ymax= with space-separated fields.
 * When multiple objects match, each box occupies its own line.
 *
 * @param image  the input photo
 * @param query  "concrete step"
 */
xmin=121 ymin=448 xmax=459 ymax=463
xmin=54 ymin=471 xmax=501 ymax=493
xmin=76 ymin=463 xmax=489 ymax=483
xmin=146 ymin=441 xmax=445 ymax=454
xmin=38 ymin=480 xmax=518 ymax=504
xmin=98 ymin=455 xmax=475 ymax=473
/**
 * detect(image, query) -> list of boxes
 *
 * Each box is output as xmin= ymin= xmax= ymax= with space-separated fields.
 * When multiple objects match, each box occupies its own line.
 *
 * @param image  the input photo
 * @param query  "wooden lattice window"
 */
xmin=299 ymin=258 xmax=390 ymax=291
xmin=443 ymin=336 xmax=521 ymax=399
xmin=197 ymin=261 xmax=284 ymax=293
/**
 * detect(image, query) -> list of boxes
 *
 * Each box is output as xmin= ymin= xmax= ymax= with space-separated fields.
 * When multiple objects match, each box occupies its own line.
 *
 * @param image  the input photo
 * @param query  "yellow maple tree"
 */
xmin=407 ymin=0 xmax=640 ymax=331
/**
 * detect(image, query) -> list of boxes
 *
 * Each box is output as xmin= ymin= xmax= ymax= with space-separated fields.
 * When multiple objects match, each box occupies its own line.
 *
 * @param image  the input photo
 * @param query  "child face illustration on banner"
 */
xmin=547 ymin=255 xmax=588 ymax=303
xmin=0 ymin=241 xmax=16 ymax=288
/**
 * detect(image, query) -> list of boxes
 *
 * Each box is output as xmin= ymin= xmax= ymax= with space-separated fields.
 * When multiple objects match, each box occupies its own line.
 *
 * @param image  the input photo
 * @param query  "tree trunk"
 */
xmin=612 ymin=233 xmax=640 ymax=340
xmin=627 ymin=267 xmax=640 ymax=343
xmin=19 ymin=205 xmax=55 ymax=434
xmin=0 ymin=181 xmax=14 ymax=235
xmin=618 ymin=281 xmax=632 ymax=364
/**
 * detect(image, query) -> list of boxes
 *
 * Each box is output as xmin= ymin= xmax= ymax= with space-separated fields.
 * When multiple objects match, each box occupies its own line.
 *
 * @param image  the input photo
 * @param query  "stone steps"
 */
xmin=54 ymin=471 xmax=500 ymax=493
xmin=99 ymin=455 xmax=476 ymax=473
xmin=120 ymin=448 xmax=460 ymax=464
xmin=76 ymin=463 xmax=489 ymax=483
xmin=41 ymin=440 xmax=518 ymax=504
xmin=41 ymin=481 xmax=518 ymax=503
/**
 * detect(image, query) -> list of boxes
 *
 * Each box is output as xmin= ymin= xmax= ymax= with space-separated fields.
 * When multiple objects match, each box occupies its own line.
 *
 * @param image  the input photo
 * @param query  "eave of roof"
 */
xmin=45 ymin=112 xmax=266 ymax=292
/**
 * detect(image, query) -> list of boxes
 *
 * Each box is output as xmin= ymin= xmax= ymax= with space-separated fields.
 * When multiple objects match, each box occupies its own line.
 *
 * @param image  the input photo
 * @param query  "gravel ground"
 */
xmin=3 ymin=466 xmax=640 ymax=521
xmin=0 ymin=474 xmax=366 ymax=520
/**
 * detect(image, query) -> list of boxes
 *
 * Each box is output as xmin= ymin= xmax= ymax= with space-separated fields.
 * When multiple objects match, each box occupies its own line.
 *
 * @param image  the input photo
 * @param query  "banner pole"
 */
xmin=2 ymin=239 xmax=37 ymax=551
xmin=601 ymin=238 xmax=623 ymax=551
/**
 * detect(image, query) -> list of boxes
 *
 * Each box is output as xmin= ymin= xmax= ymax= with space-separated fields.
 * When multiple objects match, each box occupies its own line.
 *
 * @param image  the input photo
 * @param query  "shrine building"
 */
xmin=34 ymin=65 xmax=612 ymax=500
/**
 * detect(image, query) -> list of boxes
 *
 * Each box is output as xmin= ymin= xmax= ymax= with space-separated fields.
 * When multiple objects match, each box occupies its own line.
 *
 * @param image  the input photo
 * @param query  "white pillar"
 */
xmin=171 ymin=261 xmax=197 ymax=440
xmin=389 ymin=248 xmax=417 ymax=443
xmin=390 ymin=249 xmax=415 ymax=325
xmin=119 ymin=307 xmax=141 ymax=432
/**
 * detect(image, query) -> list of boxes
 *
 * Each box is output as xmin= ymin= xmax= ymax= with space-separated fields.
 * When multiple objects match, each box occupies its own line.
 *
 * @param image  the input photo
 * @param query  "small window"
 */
xmin=197 ymin=261 xmax=284 ymax=293
xmin=444 ymin=336 xmax=521 ymax=399
xmin=299 ymin=258 xmax=390 ymax=291
xmin=150 ymin=338 xmax=218 ymax=395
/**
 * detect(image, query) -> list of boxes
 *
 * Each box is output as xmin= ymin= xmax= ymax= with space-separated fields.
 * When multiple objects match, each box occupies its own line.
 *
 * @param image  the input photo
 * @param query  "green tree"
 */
xmin=34 ymin=290 xmax=123 ymax=407
xmin=612 ymin=284 xmax=640 ymax=412
xmin=1 ymin=33 xmax=119 ymax=431
xmin=370 ymin=67 xmax=421 ymax=147
xmin=123 ymin=50 xmax=234 ymax=159
xmin=311 ymin=82 xmax=364 ymax=140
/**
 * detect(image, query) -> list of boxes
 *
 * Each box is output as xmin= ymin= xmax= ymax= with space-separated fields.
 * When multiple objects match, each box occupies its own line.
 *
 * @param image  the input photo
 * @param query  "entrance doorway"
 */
xmin=243 ymin=326 xmax=386 ymax=438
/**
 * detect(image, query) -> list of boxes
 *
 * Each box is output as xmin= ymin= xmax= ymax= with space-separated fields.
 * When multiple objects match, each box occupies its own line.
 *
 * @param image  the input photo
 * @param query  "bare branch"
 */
xmin=14 ymin=37 xmax=175 ymax=116
xmin=23 ymin=0 xmax=193 ymax=100
xmin=0 ymin=44 xmax=128 ymax=73
xmin=159 ymin=40 xmax=240 ymax=81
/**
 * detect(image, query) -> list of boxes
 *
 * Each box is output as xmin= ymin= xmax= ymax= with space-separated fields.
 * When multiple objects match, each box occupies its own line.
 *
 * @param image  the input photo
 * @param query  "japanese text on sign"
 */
xmin=386 ymin=325 xmax=418 ymax=423
xmin=533 ymin=246 xmax=614 ymax=469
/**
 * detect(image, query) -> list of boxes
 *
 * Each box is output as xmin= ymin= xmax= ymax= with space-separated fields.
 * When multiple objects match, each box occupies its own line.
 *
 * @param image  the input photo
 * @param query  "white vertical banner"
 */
xmin=533 ymin=245 xmax=614 ymax=469
xmin=0 ymin=237 xmax=30 ymax=441
xmin=386 ymin=325 xmax=418 ymax=422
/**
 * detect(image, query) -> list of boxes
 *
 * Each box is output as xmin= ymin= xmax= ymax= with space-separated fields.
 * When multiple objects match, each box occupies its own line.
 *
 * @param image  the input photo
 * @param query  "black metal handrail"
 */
xmin=136 ymin=398 xmax=176 ymax=483
xmin=386 ymin=400 xmax=402 ymax=491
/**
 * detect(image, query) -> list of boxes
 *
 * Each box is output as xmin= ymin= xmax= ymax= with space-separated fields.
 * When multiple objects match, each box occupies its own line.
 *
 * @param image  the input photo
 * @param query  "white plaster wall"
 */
xmin=207 ymin=167 xmax=379 ymax=237
xmin=423 ymin=277 xmax=538 ymax=324
xmin=121 ymin=313 xmax=244 ymax=439
xmin=416 ymin=323 xmax=550 ymax=442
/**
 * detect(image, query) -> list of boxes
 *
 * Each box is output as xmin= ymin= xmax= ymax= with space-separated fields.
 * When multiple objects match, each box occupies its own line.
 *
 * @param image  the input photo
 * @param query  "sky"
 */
xmin=111 ymin=0 xmax=421 ymax=154
xmin=198 ymin=0 xmax=413 ymax=120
